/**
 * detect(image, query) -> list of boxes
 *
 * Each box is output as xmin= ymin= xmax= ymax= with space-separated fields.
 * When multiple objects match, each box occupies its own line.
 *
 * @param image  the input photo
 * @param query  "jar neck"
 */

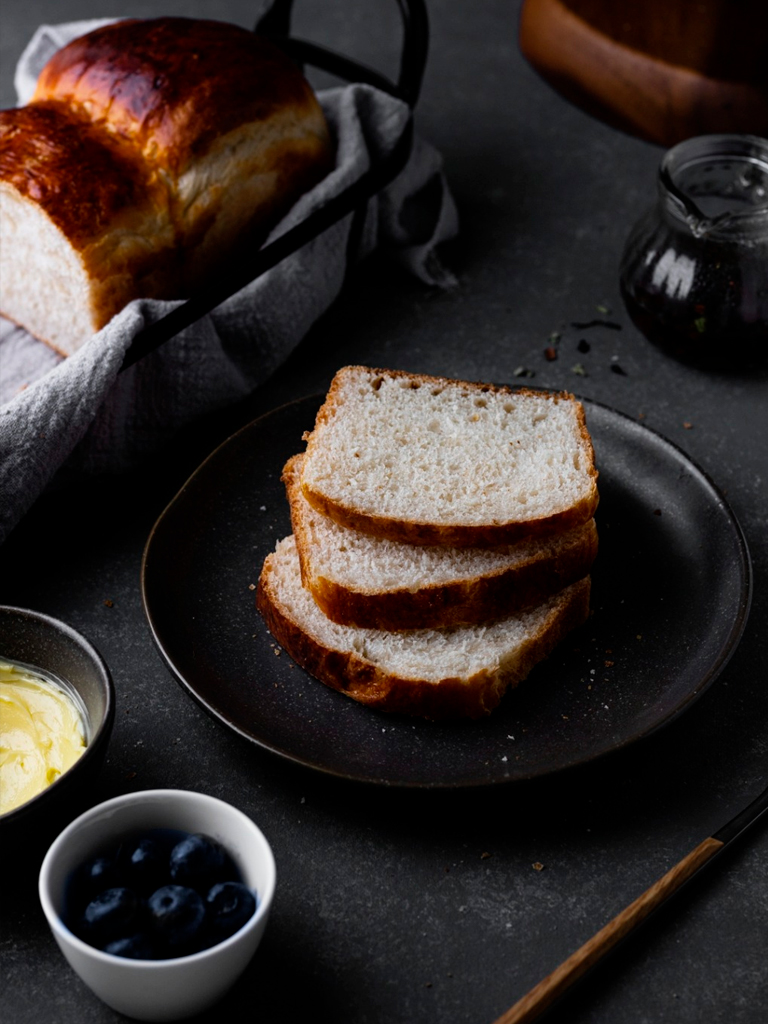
xmin=657 ymin=134 xmax=768 ymax=242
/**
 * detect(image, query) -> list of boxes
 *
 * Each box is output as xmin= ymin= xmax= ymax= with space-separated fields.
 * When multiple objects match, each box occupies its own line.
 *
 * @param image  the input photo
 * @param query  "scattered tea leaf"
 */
xmin=571 ymin=319 xmax=622 ymax=330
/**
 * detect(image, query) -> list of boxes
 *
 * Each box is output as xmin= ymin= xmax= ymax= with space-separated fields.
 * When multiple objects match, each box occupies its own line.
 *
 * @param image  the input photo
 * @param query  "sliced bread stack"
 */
xmin=257 ymin=366 xmax=599 ymax=719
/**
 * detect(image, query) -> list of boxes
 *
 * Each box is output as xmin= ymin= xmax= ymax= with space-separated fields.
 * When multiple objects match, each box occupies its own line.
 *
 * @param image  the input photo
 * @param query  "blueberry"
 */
xmin=118 ymin=836 xmax=168 ymax=896
xmin=148 ymin=885 xmax=207 ymax=955
xmin=104 ymin=933 xmax=156 ymax=959
xmin=82 ymin=888 xmax=144 ymax=947
xmin=70 ymin=855 xmax=124 ymax=911
xmin=206 ymin=882 xmax=257 ymax=944
xmin=169 ymin=833 xmax=236 ymax=893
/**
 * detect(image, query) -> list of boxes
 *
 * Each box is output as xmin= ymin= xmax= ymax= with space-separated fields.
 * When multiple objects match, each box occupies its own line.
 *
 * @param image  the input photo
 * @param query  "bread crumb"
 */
xmin=481 ymin=851 xmax=491 ymax=860
xmin=103 ymin=598 xmax=114 ymax=608
xmin=532 ymin=862 xmax=545 ymax=872
xmin=683 ymin=421 xmax=693 ymax=429
xmin=248 ymin=583 xmax=256 ymax=590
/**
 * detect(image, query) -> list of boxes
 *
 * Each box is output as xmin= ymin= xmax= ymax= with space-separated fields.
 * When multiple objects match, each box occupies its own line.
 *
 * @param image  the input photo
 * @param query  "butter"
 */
xmin=0 ymin=659 xmax=87 ymax=815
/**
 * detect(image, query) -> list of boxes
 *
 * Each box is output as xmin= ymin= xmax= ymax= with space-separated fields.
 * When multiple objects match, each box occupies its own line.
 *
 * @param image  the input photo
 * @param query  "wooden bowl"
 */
xmin=519 ymin=0 xmax=768 ymax=146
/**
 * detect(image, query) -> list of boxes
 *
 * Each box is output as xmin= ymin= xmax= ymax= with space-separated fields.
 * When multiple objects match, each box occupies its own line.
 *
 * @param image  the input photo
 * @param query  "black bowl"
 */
xmin=0 ymin=606 xmax=115 ymax=864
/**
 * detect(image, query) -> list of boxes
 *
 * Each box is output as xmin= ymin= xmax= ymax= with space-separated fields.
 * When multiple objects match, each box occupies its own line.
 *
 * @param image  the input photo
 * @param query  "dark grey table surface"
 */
xmin=1 ymin=1 xmax=766 ymax=1022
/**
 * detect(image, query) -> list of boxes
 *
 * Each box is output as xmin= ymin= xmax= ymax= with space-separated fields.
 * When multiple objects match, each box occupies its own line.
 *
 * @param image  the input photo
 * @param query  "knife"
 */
xmin=492 ymin=783 xmax=768 ymax=1024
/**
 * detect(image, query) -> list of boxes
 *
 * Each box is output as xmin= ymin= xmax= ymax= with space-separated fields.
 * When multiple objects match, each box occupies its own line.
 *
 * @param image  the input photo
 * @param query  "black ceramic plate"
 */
xmin=141 ymin=395 xmax=751 ymax=788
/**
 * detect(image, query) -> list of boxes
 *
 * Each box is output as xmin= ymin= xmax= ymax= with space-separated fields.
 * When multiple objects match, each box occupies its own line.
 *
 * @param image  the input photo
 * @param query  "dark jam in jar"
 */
xmin=620 ymin=134 xmax=768 ymax=369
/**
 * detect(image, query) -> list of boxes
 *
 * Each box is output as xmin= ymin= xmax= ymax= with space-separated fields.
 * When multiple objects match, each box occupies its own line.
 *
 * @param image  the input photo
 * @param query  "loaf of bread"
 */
xmin=257 ymin=535 xmax=591 ymax=720
xmin=285 ymin=453 xmax=598 ymax=630
xmin=0 ymin=17 xmax=333 ymax=355
xmin=299 ymin=366 xmax=599 ymax=546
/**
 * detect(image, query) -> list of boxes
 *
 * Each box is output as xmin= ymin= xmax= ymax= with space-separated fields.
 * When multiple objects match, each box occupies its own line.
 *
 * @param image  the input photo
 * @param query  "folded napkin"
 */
xmin=0 ymin=19 xmax=458 ymax=544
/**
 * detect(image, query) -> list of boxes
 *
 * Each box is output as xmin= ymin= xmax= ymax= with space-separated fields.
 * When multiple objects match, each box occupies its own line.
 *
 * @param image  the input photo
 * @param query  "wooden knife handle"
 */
xmin=493 ymin=836 xmax=724 ymax=1024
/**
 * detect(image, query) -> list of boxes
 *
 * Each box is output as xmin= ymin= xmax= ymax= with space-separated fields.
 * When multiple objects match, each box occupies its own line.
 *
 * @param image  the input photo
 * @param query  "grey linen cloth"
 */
xmin=0 ymin=20 xmax=458 ymax=543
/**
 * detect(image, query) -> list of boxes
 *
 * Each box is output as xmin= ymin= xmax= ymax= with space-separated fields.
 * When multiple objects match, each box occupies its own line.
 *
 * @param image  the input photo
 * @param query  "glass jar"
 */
xmin=620 ymin=134 xmax=768 ymax=368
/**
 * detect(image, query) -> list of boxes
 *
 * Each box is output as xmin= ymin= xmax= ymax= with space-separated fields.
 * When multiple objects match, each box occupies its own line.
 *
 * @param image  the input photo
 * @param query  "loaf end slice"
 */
xmin=256 ymin=535 xmax=591 ymax=720
xmin=300 ymin=366 xmax=599 ymax=546
xmin=285 ymin=454 xmax=598 ymax=630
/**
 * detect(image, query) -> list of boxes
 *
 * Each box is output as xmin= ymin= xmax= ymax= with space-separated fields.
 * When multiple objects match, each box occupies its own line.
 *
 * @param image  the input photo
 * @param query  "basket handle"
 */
xmin=255 ymin=0 xmax=429 ymax=107
xmin=120 ymin=1 xmax=425 ymax=370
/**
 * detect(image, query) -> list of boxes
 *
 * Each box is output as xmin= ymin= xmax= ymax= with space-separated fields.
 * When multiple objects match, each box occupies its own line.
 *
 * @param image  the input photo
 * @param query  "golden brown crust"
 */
xmin=0 ymin=105 xmax=163 ymax=247
xmin=32 ymin=18 xmax=328 ymax=177
xmin=285 ymin=453 xmax=598 ymax=629
xmin=309 ymin=522 xmax=597 ymax=630
xmin=256 ymin=559 xmax=591 ymax=720
xmin=301 ymin=488 xmax=599 ymax=547
xmin=301 ymin=367 xmax=600 ymax=546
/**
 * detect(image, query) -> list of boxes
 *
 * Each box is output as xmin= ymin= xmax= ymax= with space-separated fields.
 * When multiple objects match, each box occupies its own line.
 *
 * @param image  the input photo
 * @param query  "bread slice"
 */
xmin=299 ymin=366 xmax=599 ymax=547
xmin=257 ymin=535 xmax=591 ymax=720
xmin=285 ymin=453 xmax=598 ymax=630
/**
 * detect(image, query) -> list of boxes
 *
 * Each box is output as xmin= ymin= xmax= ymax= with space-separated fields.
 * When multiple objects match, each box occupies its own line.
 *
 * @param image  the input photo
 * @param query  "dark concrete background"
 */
xmin=1 ymin=2 xmax=766 ymax=1022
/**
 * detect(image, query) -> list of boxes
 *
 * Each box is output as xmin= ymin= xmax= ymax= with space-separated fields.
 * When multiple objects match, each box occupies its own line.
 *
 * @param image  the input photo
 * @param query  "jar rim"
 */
xmin=659 ymin=133 xmax=768 ymax=238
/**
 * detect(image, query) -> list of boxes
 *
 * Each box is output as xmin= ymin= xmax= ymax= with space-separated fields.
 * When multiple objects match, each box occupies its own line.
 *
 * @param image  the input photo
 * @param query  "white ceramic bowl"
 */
xmin=39 ymin=789 xmax=276 ymax=1022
